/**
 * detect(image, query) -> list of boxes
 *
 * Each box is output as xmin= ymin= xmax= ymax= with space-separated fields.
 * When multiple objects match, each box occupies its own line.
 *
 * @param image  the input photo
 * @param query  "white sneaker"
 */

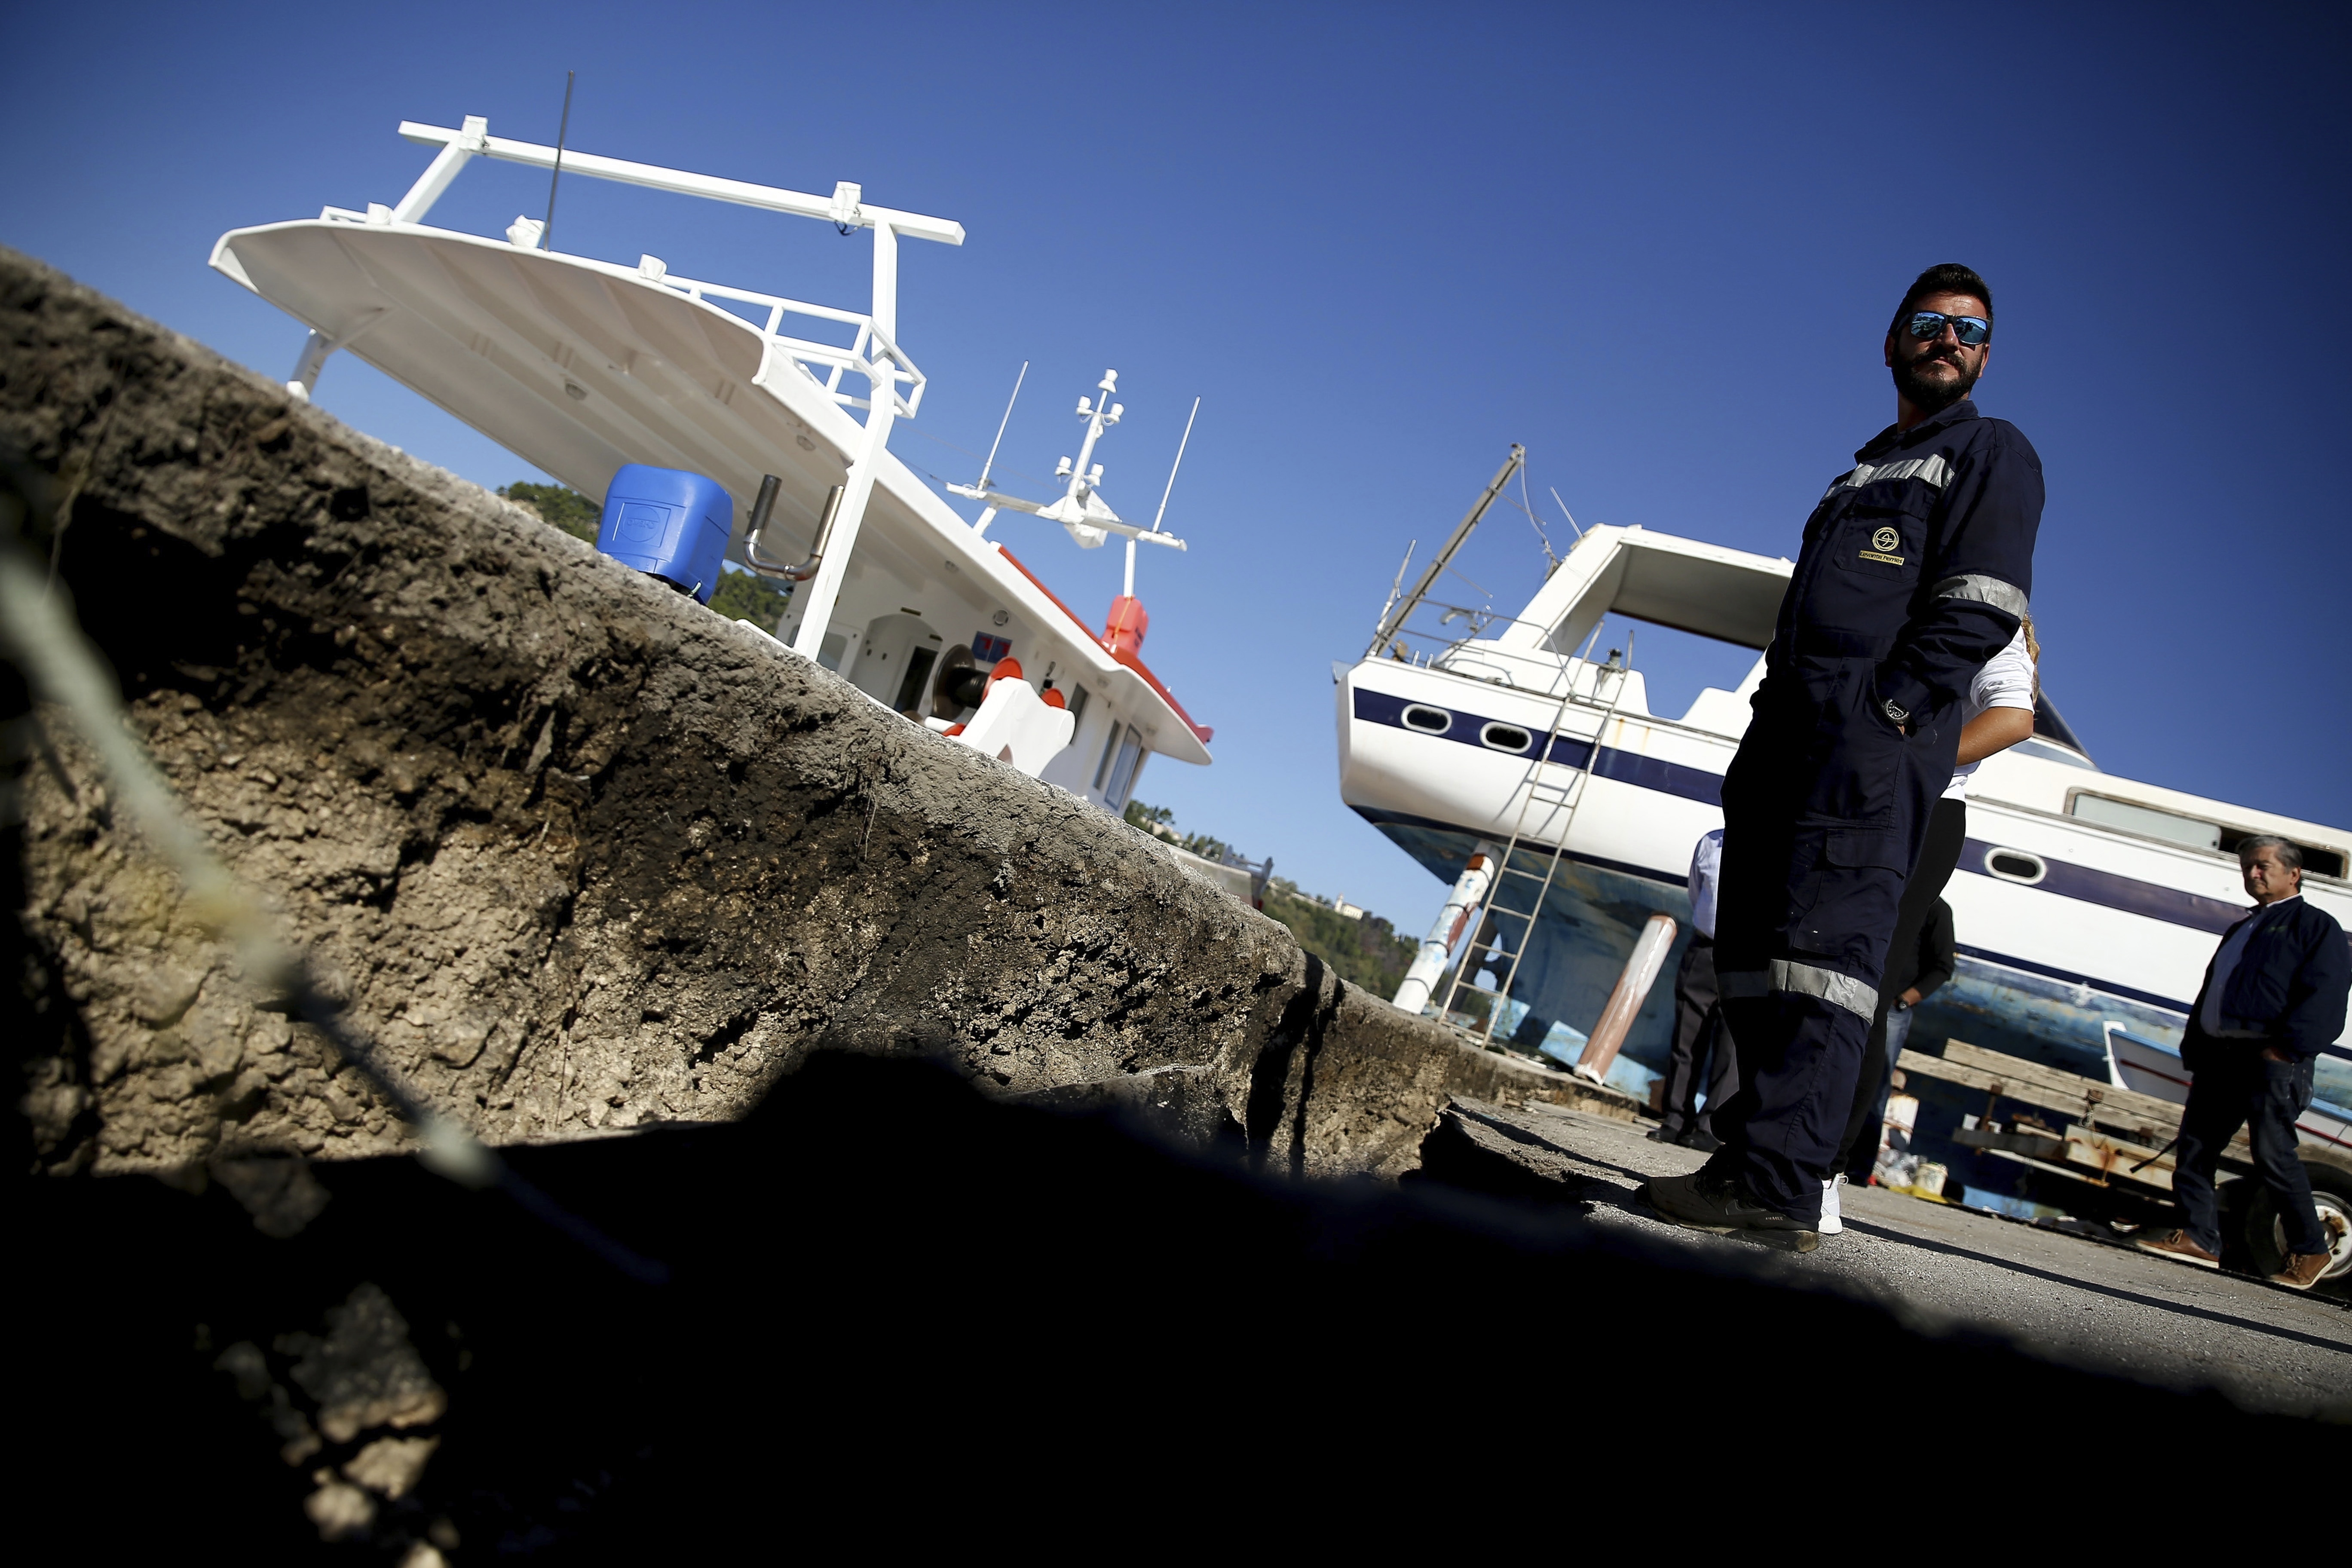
xmin=1819 ymin=1174 xmax=1845 ymax=1236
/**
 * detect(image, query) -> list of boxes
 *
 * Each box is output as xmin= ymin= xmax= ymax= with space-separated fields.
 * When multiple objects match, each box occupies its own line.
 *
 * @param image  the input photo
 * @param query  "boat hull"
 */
xmin=1339 ymin=656 xmax=2352 ymax=1109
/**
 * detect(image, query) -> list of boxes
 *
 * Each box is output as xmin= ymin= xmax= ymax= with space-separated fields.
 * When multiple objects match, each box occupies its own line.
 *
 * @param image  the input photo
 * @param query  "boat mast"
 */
xmin=1366 ymin=445 xmax=1524 ymax=660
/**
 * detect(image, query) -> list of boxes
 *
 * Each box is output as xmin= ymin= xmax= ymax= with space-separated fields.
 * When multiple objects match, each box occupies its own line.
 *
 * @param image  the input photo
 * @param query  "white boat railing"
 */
xmin=307 ymin=202 xmax=929 ymax=417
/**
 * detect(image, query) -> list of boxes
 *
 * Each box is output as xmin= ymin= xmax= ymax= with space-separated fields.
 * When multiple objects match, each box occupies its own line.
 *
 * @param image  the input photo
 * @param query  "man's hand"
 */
xmin=2260 ymin=1045 xmax=2292 ymax=1063
xmin=1899 ymin=987 xmax=1923 ymax=1008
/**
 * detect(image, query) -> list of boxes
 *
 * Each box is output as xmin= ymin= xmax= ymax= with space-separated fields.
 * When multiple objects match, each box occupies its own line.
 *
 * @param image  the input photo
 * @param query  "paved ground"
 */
xmin=1457 ymin=1096 xmax=2352 ymax=1419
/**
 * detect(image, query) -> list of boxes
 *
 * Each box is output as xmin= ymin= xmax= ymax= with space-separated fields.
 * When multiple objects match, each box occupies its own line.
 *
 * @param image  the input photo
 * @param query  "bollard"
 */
xmin=1574 ymin=913 xmax=1678 ymax=1084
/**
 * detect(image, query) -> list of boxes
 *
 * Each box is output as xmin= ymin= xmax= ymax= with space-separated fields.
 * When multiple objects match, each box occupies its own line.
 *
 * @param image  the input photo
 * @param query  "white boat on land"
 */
xmin=208 ymin=114 xmax=1210 ymax=809
xmin=1338 ymin=451 xmax=2352 ymax=1115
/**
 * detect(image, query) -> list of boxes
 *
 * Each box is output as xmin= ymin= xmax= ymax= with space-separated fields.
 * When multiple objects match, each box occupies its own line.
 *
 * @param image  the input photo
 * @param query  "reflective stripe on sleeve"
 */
xmin=1718 ymin=963 xmax=1878 ymax=1021
xmin=1932 ymin=574 xmax=2028 ymax=618
xmin=1823 ymin=454 xmax=1952 ymax=498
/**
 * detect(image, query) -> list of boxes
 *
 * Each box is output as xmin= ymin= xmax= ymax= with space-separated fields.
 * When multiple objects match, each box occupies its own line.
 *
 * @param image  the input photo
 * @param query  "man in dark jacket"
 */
xmin=1644 ymin=263 xmax=2040 ymax=1250
xmin=2137 ymin=838 xmax=2350 ymax=1289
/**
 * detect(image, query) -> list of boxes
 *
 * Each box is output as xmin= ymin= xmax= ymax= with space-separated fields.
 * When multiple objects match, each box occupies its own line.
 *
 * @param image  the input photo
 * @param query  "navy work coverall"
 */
xmin=1706 ymin=398 xmax=2042 ymax=1222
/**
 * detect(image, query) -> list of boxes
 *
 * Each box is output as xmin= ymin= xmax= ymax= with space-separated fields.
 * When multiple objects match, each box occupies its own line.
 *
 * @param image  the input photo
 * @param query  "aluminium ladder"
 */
xmin=1437 ymin=646 xmax=1634 ymax=1049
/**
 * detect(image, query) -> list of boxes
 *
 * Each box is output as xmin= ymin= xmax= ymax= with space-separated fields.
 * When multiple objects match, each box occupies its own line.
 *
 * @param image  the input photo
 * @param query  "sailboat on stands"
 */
xmin=207 ymin=112 xmax=1213 ymax=816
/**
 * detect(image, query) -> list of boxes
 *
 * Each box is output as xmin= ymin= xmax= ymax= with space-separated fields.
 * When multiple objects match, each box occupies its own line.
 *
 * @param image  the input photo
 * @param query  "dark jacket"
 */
xmin=1743 ymin=398 xmax=2043 ymax=839
xmin=1765 ymin=397 xmax=2043 ymax=724
xmin=1887 ymin=898 xmax=1956 ymax=1004
xmin=2181 ymin=895 xmax=2351 ymax=1066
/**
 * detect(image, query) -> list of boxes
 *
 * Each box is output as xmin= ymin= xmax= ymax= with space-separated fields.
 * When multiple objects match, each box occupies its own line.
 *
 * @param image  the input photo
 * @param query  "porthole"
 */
xmin=1402 ymin=704 xmax=1452 ymax=734
xmin=1480 ymin=723 xmax=1533 ymax=753
xmin=1984 ymin=848 xmax=2046 ymax=885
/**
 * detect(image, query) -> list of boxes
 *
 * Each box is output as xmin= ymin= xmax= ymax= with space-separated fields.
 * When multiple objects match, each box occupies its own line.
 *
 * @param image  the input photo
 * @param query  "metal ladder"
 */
xmin=1438 ymin=644 xmax=1634 ymax=1049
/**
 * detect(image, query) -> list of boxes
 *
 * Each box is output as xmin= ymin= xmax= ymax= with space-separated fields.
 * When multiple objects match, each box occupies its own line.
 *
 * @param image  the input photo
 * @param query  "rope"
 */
xmin=0 ymin=450 xmax=667 ymax=1283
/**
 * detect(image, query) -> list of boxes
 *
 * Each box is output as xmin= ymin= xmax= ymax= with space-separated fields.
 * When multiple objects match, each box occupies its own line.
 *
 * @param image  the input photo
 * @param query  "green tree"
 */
xmin=499 ymin=481 xmax=601 ymax=543
xmin=1258 ymin=883 xmax=1420 ymax=998
xmin=706 ymin=566 xmax=794 ymax=633
xmin=1123 ymin=800 xmax=1175 ymax=830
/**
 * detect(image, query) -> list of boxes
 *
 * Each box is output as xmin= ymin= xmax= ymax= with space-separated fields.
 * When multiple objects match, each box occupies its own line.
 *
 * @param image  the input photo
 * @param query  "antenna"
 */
xmin=1518 ymin=462 xmax=1559 ymax=572
xmin=541 ymin=70 xmax=576 ymax=251
xmin=1547 ymin=485 xmax=1585 ymax=541
xmin=1150 ymin=396 xmax=1201 ymax=533
xmin=976 ymin=360 xmax=1028 ymax=491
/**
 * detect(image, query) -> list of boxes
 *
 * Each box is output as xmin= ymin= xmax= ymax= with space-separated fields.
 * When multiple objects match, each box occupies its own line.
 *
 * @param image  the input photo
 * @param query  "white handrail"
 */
xmin=339 ymin=115 xmax=951 ymax=419
xmin=395 ymin=120 xmax=965 ymax=245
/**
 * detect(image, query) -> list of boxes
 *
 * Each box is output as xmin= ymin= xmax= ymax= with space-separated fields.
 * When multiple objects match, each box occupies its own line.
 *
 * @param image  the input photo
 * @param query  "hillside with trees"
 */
xmin=1123 ymin=800 xmax=1417 ymax=998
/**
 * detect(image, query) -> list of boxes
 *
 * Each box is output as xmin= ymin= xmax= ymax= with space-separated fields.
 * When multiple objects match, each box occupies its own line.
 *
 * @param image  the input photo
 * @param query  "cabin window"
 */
xmin=1093 ymin=723 xmax=1122 ymax=790
xmin=817 ymin=629 xmax=850 ymax=672
xmin=1984 ymin=848 xmax=2047 ymax=885
xmin=2068 ymin=793 xmax=2346 ymax=878
xmin=1107 ymin=726 xmax=1144 ymax=805
xmin=1480 ymin=723 xmax=1533 ymax=753
xmin=1403 ymin=704 xmax=1452 ymax=734
xmin=1065 ymin=683 xmax=1090 ymax=728
xmin=2067 ymin=793 xmax=2220 ymax=851
xmin=2217 ymin=828 xmax=2348 ymax=880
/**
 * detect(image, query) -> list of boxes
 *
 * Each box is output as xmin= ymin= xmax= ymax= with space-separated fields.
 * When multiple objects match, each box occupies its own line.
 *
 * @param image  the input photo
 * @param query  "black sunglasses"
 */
xmin=1905 ymin=310 xmax=1991 ymax=347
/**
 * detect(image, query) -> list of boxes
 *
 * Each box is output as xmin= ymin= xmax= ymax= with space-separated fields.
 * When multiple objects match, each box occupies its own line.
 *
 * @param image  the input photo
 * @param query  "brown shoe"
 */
xmin=2133 ymin=1228 xmax=2220 ymax=1269
xmin=2268 ymin=1250 xmax=2331 ymax=1292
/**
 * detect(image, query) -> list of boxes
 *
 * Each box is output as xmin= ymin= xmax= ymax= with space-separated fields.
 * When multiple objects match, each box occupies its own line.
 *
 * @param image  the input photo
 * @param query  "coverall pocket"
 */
xmin=1784 ymin=828 xmax=1909 ymax=967
xmin=1798 ymin=689 xmax=1903 ymax=826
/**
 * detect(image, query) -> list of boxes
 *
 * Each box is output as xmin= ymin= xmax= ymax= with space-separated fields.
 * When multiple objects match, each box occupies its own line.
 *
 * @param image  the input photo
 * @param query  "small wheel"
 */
xmin=2242 ymin=1161 xmax=2352 ymax=1295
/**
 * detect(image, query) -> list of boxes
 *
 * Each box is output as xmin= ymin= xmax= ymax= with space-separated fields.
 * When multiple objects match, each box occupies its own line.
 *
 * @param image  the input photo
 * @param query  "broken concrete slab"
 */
xmin=0 ymin=245 xmax=1596 ymax=1180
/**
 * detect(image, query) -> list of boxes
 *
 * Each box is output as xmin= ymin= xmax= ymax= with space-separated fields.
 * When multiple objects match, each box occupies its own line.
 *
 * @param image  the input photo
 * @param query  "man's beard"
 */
xmin=1892 ymin=347 xmax=1979 ymax=414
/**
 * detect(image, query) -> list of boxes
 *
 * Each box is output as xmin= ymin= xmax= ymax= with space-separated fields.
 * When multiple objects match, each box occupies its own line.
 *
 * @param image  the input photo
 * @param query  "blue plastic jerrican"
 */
xmin=595 ymin=464 xmax=733 ymax=603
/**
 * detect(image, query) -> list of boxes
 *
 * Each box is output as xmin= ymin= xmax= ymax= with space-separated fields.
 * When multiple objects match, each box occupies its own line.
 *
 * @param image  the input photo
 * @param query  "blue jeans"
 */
xmin=1883 ymin=1003 xmax=1915 ymax=1071
xmin=2172 ymin=1052 xmax=2326 ymax=1258
xmin=1836 ymin=1003 xmax=1914 ymax=1183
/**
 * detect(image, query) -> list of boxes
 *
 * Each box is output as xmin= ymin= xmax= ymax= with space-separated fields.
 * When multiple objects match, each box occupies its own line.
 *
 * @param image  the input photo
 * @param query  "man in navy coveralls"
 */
xmin=1644 ymin=264 xmax=2041 ymax=1249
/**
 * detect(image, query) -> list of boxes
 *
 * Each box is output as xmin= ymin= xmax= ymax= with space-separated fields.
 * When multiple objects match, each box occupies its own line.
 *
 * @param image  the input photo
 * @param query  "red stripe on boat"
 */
xmin=993 ymin=545 xmax=1214 ymax=744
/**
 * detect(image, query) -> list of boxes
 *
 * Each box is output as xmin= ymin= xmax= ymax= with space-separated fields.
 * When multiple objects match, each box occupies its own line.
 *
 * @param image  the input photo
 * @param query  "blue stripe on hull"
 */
xmin=1957 ymin=838 xmax=2244 ymax=937
xmin=1353 ymin=690 xmax=2265 ymax=941
xmin=1354 ymin=806 xmax=2280 ymax=1087
xmin=1352 ymin=686 xmax=1725 ymax=805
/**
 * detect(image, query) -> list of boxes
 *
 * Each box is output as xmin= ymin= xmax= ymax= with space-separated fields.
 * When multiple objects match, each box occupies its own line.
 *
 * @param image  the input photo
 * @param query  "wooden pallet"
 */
xmin=1895 ymin=1038 xmax=2251 ymax=1190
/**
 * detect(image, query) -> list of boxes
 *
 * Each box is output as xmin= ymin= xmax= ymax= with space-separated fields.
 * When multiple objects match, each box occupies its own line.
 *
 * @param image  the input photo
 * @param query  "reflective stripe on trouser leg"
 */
xmin=1717 ymin=962 xmax=1877 ymax=1022
xmin=1708 ymin=991 xmax=1873 ymax=1223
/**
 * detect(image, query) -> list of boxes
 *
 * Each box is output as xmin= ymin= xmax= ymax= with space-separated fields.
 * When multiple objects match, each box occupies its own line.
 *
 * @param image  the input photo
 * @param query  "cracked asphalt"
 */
xmin=1454 ymin=1096 xmax=2352 ymax=1419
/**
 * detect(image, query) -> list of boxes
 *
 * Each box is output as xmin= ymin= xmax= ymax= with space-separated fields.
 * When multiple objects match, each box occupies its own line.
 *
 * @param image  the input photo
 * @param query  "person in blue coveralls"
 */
xmin=2134 ymin=838 xmax=2349 ymax=1290
xmin=1642 ymin=263 xmax=2041 ymax=1250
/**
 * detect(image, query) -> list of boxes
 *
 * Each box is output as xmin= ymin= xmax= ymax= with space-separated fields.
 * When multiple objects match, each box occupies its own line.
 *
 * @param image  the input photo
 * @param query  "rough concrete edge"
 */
xmin=0 ymin=242 xmax=1589 ymax=1179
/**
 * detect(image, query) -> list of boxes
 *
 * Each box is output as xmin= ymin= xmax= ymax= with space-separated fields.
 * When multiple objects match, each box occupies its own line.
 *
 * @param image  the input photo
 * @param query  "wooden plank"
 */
xmin=1896 ymin=1041 xmax=2181 ymax=1135
xmin=2064 ymin=1124 xmax=2177 ymax=1191
xmin=1896 ymin=1037 xmax=2255 ymax=1163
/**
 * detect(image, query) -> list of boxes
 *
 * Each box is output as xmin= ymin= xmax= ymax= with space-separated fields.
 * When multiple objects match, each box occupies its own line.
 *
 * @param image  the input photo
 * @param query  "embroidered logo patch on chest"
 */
xmin=1858 ymin=524 xmax=1906 ymax=566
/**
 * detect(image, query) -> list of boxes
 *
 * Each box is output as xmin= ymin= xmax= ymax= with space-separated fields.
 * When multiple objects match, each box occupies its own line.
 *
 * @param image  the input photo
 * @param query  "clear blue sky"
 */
xmin=5 ymin=3 xmax=2346 ymax=936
